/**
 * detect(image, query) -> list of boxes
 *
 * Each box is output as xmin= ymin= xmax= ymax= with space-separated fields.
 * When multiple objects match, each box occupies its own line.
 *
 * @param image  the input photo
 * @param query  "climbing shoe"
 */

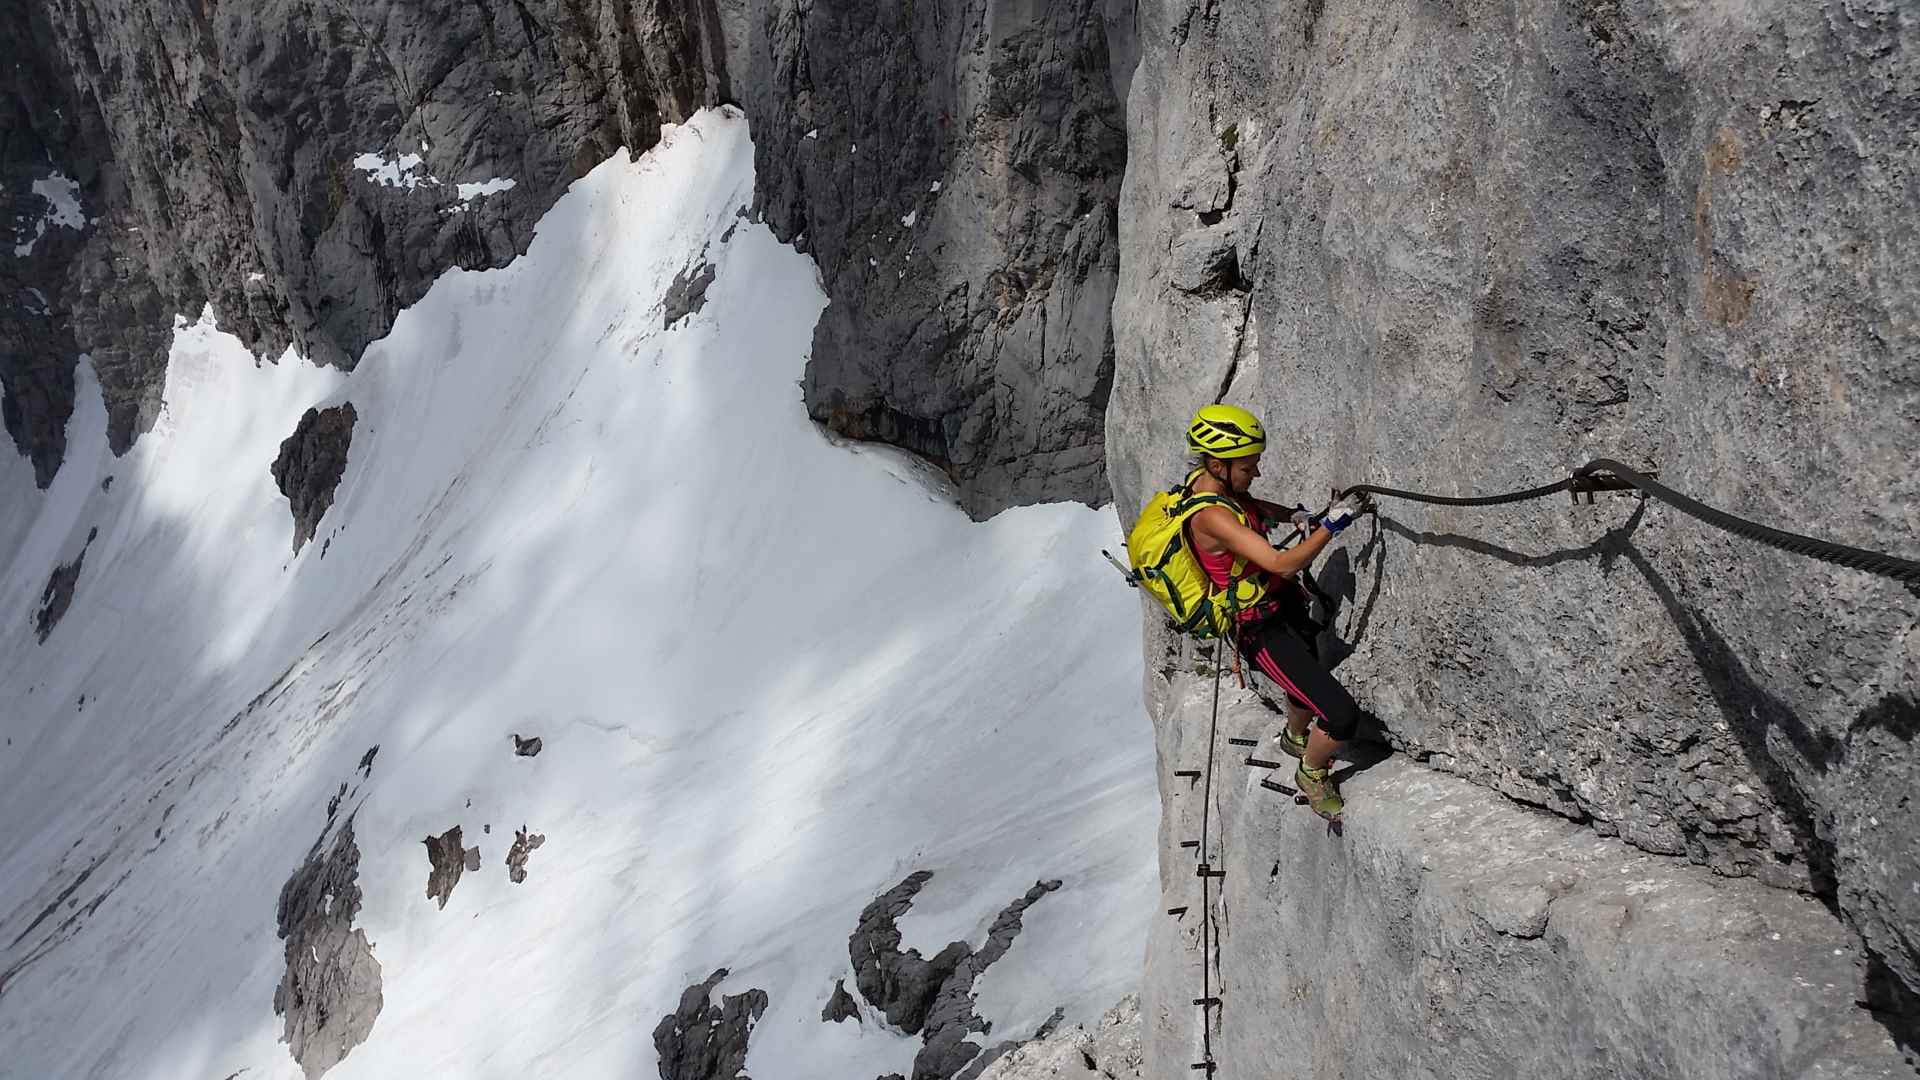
xmin=1293 ymin=762 xmax=1344 ymax=821
xmin=1275 ymin=727 xmax=1309 ymax=760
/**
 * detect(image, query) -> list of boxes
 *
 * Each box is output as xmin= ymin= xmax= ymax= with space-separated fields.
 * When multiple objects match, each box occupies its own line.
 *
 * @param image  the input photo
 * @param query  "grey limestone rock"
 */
xmin=971 ymin=994 xmax=1141 ymax=1080
xmin=653 ymin=968 xmax=768 ymax=1080
xmin=1107 ymin=0 xmax=1920 ymax=1021
xmin=1165 ymin=226 xmax=1238 ymax=295
xmin=273 ymin=815 xmax=383 ymax=1080
xmin=1140 ymin=677 xmax=1912 ymax=1079
xmin=741 ymin=0 xmax=1127 ymax=517
xmin=422 ymin=825 xmax=478 ymax=909
xmin=272 ymin=403 xmax=357 ymax=555
xmin=504 ymin=826 xmax=544 ymax=885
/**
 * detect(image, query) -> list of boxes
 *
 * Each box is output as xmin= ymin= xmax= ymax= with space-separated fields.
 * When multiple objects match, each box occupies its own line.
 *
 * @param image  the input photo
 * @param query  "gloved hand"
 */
xmin=1287 ymin=505 xmax=1314 ymax=532
xmin=1320 ymin=491 xmax=1374 ymax=535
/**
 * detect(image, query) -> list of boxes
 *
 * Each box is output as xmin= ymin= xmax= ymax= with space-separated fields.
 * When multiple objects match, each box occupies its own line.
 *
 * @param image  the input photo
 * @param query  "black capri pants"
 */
xmin=1234 ymin=608 xmax=1361 ymax=742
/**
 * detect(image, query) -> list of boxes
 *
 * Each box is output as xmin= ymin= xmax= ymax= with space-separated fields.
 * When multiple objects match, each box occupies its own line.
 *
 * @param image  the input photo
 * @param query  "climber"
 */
xmin=1183 ymin=404 xmax=1371 ymax=819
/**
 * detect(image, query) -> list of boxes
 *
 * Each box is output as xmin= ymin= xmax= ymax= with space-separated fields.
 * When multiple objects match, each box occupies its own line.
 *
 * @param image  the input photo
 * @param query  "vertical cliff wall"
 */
xmin=736 ymin=0 xmax=1128 ymax=516
xmin=3 ymin=0 xmax=718 ymax=487
xmin=4 ymin=0 xmax=1126 ymax=517
xmin=1106 ymin=0 xmax=1919 ymax=1066
xmin=1142 ymin=672 xmax=1911 ymax=1077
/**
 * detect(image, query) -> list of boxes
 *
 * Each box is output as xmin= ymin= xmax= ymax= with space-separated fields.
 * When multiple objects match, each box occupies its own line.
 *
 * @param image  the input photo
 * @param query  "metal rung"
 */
xmin=1179 ymin=840 xmax=1200 ymax=849
xmin=1196 ymin=864 xmax=1225 ymax=879
xmin=1193 ymin=996 xmax=1221 ymax=1007
xmin=1227 ymin=737 xmax=1258 ymax=747
xmin=1174 ymin=769 xmax=1202 ymax=780
xmin=1260 ymin=778 xmax=1297 ymax=795
xmin=1190 ymin=1063 xmax=1216 ymax=1074
xmin=1245 ymin=757 xmax=1283 ymax=769
xmin=1166 ymin=905 xmax=1188 ymax=917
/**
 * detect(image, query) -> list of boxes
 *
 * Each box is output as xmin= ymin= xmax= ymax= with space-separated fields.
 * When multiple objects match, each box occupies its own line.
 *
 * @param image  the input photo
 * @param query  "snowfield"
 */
xmin=0 ymin=109 xmax=1154 ymax=1079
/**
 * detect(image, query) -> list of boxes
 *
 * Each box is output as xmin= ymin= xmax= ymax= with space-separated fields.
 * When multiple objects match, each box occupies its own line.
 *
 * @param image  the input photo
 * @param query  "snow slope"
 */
xmin=0 ymin=109 xmax=1154 ymax=1079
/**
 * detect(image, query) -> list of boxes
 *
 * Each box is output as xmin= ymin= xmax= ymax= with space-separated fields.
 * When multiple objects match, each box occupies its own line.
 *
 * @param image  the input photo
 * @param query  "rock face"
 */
xmin=272 ymin=404 xmax=357 ymax=554
xmin=653 ymin=968 xmax=768 ymax=1080
xmin=741 ymin=0 xmax=1129 ymax=516
xmin=7 ymin=0 xmax=1128 ymax=518
xmin=1140 ymin=675 xmax=1910 ymax=1078
xmin=5 ymin=0 xmax=716 ymax=488
xmin=273 ymin=816 xmax=383 ymax=1080
xmin=1107 ymin=0 xmax=1920 ymax=1026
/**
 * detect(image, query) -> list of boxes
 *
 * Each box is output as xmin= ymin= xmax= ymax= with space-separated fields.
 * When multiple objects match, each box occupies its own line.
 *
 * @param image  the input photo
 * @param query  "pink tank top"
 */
xmin=1194 ymin=500 xmax=1271 ymax=599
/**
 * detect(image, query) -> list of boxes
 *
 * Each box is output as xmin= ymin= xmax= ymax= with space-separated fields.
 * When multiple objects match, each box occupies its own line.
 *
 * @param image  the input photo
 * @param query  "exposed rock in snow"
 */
xmin=33 ymin=526 xmax=94 ymax=644
xmin=271 ymin=403 xmax=356 ymax=554
xmin=422 ymin=825 xmax=479 ymax=910
xmin=821 ymin=978 xmax=860 ymax=1023
xmin=654 ymin=968 xmax=768 ymax=1080
xmin=273 ymin=815 xmax=382 ymax=1079
xmin=504 ymin=826 xmax=544 ymax=884
xmin=510 ymin=733 xmax=542 ymax=758
xmin=663 ymin=256 xmax=718 ymax=329
xmin=852 ymin=871 xmax=967 ymax=1035
xmin=850 ymin=871 xmax=1067 ymax=1080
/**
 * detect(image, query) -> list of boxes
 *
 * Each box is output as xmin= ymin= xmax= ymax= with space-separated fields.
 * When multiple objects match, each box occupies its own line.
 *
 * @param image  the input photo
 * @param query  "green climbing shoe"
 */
xmin=1275 ymin=727 xmax=1310 ymax=760
xmin=1294 ymin=762 xmax=1344 ymax=821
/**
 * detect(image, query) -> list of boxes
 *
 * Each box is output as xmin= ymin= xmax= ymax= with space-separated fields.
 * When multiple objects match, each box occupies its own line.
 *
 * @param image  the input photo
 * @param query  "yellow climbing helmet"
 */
xmin=1186 ymin=403 xmax=1266 ymax=459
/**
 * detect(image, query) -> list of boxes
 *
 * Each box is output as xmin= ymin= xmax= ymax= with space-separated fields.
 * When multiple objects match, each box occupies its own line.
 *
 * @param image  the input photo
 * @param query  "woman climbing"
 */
xmin=1182 ymin=404 xmax=1371 ymax=819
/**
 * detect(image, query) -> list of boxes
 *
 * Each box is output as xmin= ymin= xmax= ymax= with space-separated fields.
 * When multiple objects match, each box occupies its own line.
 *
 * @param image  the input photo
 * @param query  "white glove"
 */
xmin=1321 ymin=492 xmax=1373 ymax=535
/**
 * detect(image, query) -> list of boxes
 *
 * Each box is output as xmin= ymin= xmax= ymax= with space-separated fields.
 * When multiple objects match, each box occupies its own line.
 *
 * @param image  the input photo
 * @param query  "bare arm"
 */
xmin=1190 ymin=505 xmax=1333 ymax=579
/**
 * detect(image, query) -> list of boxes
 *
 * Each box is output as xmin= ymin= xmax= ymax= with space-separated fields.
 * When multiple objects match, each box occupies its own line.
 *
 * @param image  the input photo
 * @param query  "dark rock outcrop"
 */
xmin=849 ymin=870 xmax=1064 ymax=1080
xmin=653 ymin=967 xmax=768 ymax=1080
xmin=274 ymin=815 xmax=382 ymax=1080
xmin=510 ymin=733 xmax=542 ymax=758
xmin=1107 ymin=0 xmax=1920 ymax=1024
xmin=32 ymin=525 xmax=94 ymax=644
xmin=851 ymin=871 xmax=968 ymax=1035
xmin=663 ymin=256 xmax=717 ymax=329
xmin=821 ymin=978 xmax=860 ymax=1024
xmin=422 ymin=825 xmax=479 ymax=909
xmin=504 ymin=826 xmax=544 ymax=885
xmin=272 ymin=403 xmax=357 ymax=554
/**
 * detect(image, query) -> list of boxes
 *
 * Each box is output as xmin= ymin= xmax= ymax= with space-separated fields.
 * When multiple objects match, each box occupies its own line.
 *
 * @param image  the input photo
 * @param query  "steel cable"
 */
xmin=1334 ymin=460 xmax=1919 ymax=585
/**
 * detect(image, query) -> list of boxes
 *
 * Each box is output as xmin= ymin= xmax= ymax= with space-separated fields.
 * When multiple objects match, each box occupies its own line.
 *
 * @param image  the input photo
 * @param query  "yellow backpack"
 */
xmin=1115 ymin=470 xmax=1269 ymax=639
